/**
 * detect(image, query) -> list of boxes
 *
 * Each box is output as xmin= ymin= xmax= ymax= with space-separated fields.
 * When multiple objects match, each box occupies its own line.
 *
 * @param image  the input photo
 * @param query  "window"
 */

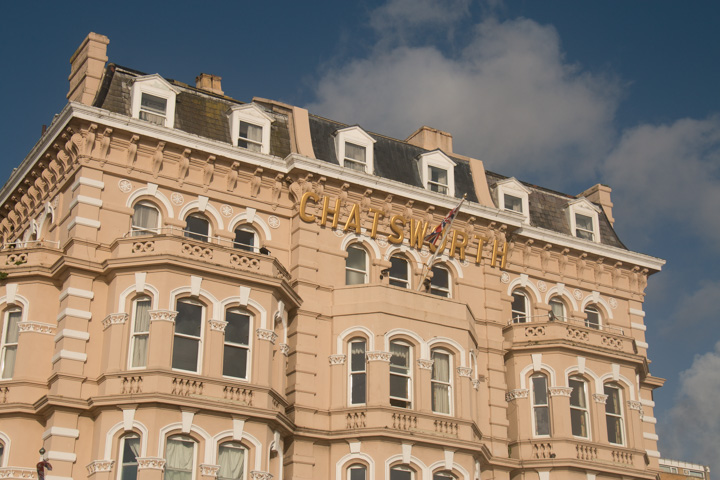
xmin=118 ymin=434 xmax=141 ymax=480
xmin=389 ymin=256 xmax=410 ymax=288
xmin=131 ymin=202 xmax=160 ymax=236
xmin=184 ymin=214 xmax=210 ymax=242
xmin=549 ymin=297 xmax=565 ymax=321
xmin=389 ymin=341 xmax=412 ymax=408
xmin=238 ymin=121 xmax=263 ymax=152
xmin=164 ymin=435 xmax=196 ymax=480
xmin=504 ymin=194 xmax=523 ymax=213
xmin=130 ymin=75 xmax=178 ymax=129
xmin=1 ymin=308 xmax=21 ymax=379
xmin=233 ymin=226 xmax=257 ymax=252
xmin=349 ymin=339 xmax=367 ymax=405
xmin=494 ymin=178 xmax=530 ymax=223
xmin=390 ymin=466 xmax=414 ymax=480
xmin=139 ymin=93 xmax=168 ymax=126
xmin=129 ymin=297 xmax=151 ymax=368
xmin=575 ymin=213 xmax=595 ymax=241
xmin=567 ymin=198 xmax=601 ymax=243
xmin=344 ymin=143 xmax=367 ymax=172
xmin=223 ymin=310 xmax=250 ymax=379
xmin=346 ymin=245 xmax=368 ymax=285
xmin=0 ymin=442 xmax=4 ymax=469
xmin=431 ymin=350 xmax=452 ymax=414
xmin=531 ymin=374 xmax=550 ymax=436
xmin=433 ymin=473 xmax=455 ymax=480
xmin=217 ymin=442 xmax=246 ymax=480
xmin=584 ymin=306 xmax=601 ymax=330
xmin=172 ymin=299 xmax=203 ymax=373
xmin=604 ymin=384 xmax=624 ymax=445
xmin=430 ymin=265 xmax=450 ymax=298
xmin=428 ymin=166 xmax=448 ymax=194
xmin=348 ymin=464 xmax=366 ymax=480
xmin=511 ymin=291 xmax=529 ymax=323
xmin=569 ymin=377 xmax=589 ymax=438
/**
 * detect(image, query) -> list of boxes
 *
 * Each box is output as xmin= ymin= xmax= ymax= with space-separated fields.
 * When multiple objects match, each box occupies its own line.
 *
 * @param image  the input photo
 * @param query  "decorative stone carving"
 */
xmin=118 ymin=179 xmax=132 ymax=193
xmin=221 ymin=204 xmax=233 ymax=217
xmin=149 ymin=310 xmax=178 ymax=323
xmin=250 ymin=472 xmax=273 ymax=480
xmin=152 ymin=142 xmax=165 ymax=178
xmin=593 ymin=393 xmax=608 ymax=404
xmin=376 ymin=234 xmax=388 ymax=247
xmin=366 ymin=351 xmax=392 ymax=362
xmin=250 ymin=167 xmax=263 ymax=197
xmin=339 ymin=183 xmax=350 ymax=212
xmin=0 ymin=468 xmax=37 ymax=479
xmin=505 ymin=389 xmax=529 ymax=401
xmin=268 ymin=216 xmax=280 ymax=229
xmin=472 ymin=379 xmax=481 ymax=390
xmin=549 ymin=387 xmax=573 ymax=397
xmin=102 ymin=313 xmax=129 ymax=329
xmin=573 ymin=289 xmax=583 ymax=300
xmin=171 ymin=192 xmax=184 ymax=205
xmin=627 ymin=400 xmax=644 ymax=414
xmin=17 ymin=321 xmax=56 ymax=335
xmin=593 ymin=257 xmax=605 ymax=283
xmin=312 ymin=176 xmax=326 ymax=198
xmin=256 ymin=328 xmax=278 ymax=344
xmin=416 ymin=358 xmax=434 ymax=370
xmin=271 ymin=173 xmax=283 ymax=209
xmin=457 ymin=367 xmax=473 ymax=377
xmin=287 ymin=176 xmax=302 ymax=206
xmin=84 ymin=124 xmax=97 ymax=155
xmin=178 ymin=149 xmax=191 ymax=186
xmin=329 ymin=354 xmax=346 ymax=365
xmin=86 ymin=460 xmax=115 ymax=474
xmin=540 ymin=244 xmax=552 ymax=273
xmin=612 ymin=261 xmax=623 ymax=289
xmin=126 ymin=135 xmax=140 ymax=172
xmin=137 ymin=457 xmax=166 ymax=470
xmin=424 ymin=205 xmax=435 ymax=224
xmin=279 ymin=343 xmax=290 ymax=356
xmin=404 ymin=200 xmax=414 ymax=221
xmin=382 ymin=194 xmax=393 ymax=222
xmin=577 ymin=252 xmax=588 ymax=279
xmin=199 ymin=465 xmax=220 ymax=478
xmin=209 ymin=319 xmax=228 ymax=332
xmin=559 ymin=248 xmax=570 ymax=275
xmin=98 ymin=128 xmax=113 ymax=163
xmin=537 ymin=280 xmax=547 ymax=292
xmin=609 ymin=297 xmax=618 ymax=309
xmin=203 ymin=155 xmax=215 ymax=192
xmin=227 ymin=162 xmax=239 ymax=192
xmin=361 ymin=189 xmax=373 ymax=213
xmin=500 ymin=272 xmax=510 ymax=284
xmin=522 ymin=239 xmax=534 ymax=270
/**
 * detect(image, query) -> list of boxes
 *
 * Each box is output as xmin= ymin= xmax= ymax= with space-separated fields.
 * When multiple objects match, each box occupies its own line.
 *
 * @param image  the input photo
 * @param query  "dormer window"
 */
xmin=418 ymin=151 xmax=456 ymax=197
xmin=504 ymin=194 xmax=523 ymax=213
xmin=494 ymin=178 xmax=530 ymax=223
xmin=228 ymin=104 xmax=273 ymax=155
xmin=335 ymin=126 xmax=376 ymax=174
xmin=567 ymin=198 xmax=601 ymax=243
xmin=130 ymin=74 xmax=179 ymax=128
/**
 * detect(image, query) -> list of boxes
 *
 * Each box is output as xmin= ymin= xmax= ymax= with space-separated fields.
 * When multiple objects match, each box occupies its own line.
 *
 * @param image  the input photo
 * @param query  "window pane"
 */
xmin=430 ymin=166 xmax=448 ymax=184
xmin=532 ymin=376 xmax=548 ymax=404
xmin=1 ymin=346 xmax=16 ymax=379
xmin=390 ymin=343 xmax=410 ymax=372
xmin=223 ymin=345 xmax=248 ymax=379
xmin=390 ymin=374 xmax=409 ymax=399
xmin=132 ymin=204 xmax=159 ymax=234
xmin=430 ymin=266 xmax=449 ymax=297
xmin=175 ymin=301 xmax=202 ymax=336
xmin=165 ymin=437 xmax=194 ymax=480
xmin=569 ymin=379 xmax=586 ymax=408
xmin=504 ymin=194 xmax=523 ymax=213
xmin=347 ymin=246 xmax=366 ymax=270
xmin=122 ymin=436 xmax=140 ymax=463
xmin=5 ymin=310 xmax=20 ymax=343
xmin=239 ymin=121 xmax=262 ymax=142
xmin=389 ymin=256 xmax=409 ymax=288
xmin=549 ymin=299 xmax=564 ymax=320
xmin=225 ymin=311 xmax=250 ymax=345
xmin=605 ymin=386 xmax=621 ymax=414
xmin=172 ymin=336 xmax=199 ymax=372
xmin=351 ymin=372 xmax=366 ymax=404
xmin=511 ymin=293 xmax=527 ymax=322
xmin=350 ymin=466 xmax=366 ymax=480
xmin=218 ymin=443 xmax=245 ymax=480
xmin=576 ymin=213 xmax=593 ymax=231
xmin=434 ymin=474 xmax=455 ymax=480
xmin=131 ymin=335 xmax=149 ymax=368
xmin=234 ymin=229 xmax=255 ymax=251
xmin=607 ymin=415 xmax=623 ymax=444
xmin=346 ymin=270 xmax=366 ymax=285
xmin=432 ymin=383 xmax=450 ymax=414
xmin=134 ymin=299 xmax=151 ymax=333
xmin=184 ymin=215 xmax=209 ymax=241
xmin=345 ymin=143 xmax=366 ymax=162
xmin=585 ymin=307 xmax=600 ymax=329
xmin=141 ymin=93 xmax=167 ymax=114
xmin=535 ymin=406 xmax=550 ymax=436
xmin=571 ymin=408 xmax=588 ymax=437
xmin=350 ymin=341 xmax=366 ymax=371
xmin=391 ymin=468 xmax=412 ymax=480
xmin=431 ymin=352 xmax=450 ymax=382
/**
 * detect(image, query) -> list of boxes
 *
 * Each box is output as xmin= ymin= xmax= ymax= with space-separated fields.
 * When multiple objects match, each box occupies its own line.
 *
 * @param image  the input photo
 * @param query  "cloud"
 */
xmin=369 ymin=0 xmax=473 ymax=37
xmin=660 ymin=340 xmax=720 ymax=472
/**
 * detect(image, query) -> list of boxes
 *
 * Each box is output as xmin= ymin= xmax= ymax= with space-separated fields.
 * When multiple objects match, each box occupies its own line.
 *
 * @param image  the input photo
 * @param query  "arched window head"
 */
xmin=172 ymin=299 xmax=204 ymax=373
xmin=604 ymin=384 xmax=625 ymax=445
xmin=184 ymin=213 xmax=210 ymax=242
xmin=233 ymin=226 xmax=258 ymax=253
xmin=223 ymin=309 xmax=251 ymax=380
xmin=1 ymin=307 xmax=21 ymax=379
xmin=430 ymin=265 xmax=450 ymax=298
xmin=346 ymin=244 xmax=368 ymax=285
xmin=348 ymin=463 xmax=367 ymax=480
xmin=131 ymin=201 xmax=160 ymax=236
xmin=433 ymin=472 xmax=456 ymax=480
xmin=511 ymin=291 xmax=529 ymax=323
xmin=549 ymin=297 xmax=565 ymax=322
xmin=431 ymin=349 xmax=452 ymax=415
xmin=390 ymin=466 xmax=414 ymax=480
xmin=129 ymin=296 xmax=151 ymax=369
xmin=119 ymin=433 xmax=141 ymax=480
xmin=584 ymin=305 xmax=601 ymax=330
xmin=389 ymin=340 xmax=412 ymax=408
xmin=389 ymin=256 xmax=410 ymax=289
xmin=164 ymin=435 xmax=196 ymax=480
xmin=531 ymin=374 xmax=550 ymax=436
xmin=569 ymin=376 xmax=589 ymax=438
xmin=217 ymin=441 xmax=247 ymax=480
xmin=349 ymin=338 xmax=367 ymax=405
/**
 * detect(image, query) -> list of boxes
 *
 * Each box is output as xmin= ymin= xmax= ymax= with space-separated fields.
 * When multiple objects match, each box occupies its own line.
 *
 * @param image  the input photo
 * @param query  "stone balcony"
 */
xmin=512 ymin=438 xmax=643 ymax=471
xmin=0 ymin=241 xmax=62 ymax=272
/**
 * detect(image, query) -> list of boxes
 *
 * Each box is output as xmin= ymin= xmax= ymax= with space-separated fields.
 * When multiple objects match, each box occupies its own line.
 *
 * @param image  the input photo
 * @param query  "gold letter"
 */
xmin=321 ymin=196 xmax=342 ymax=229
xmin=343 ymin=203 xmax=362 ymax=234
xmin=388 ymin=214 xmax=406 ymax=244
xmin=408 ymin=219 xmax=428 ymax=249
xmin=450 ymin=230 xmax=468 ymax=261
xmin=299 ymin=191 xmax=319 ymax=223
xmin=474 ymin=236 xmax=488 ymax=264
xmin=491 ymin=239 xmax=508 ymax=269
xmin=369 ymin=208 xmax=384 ymax=238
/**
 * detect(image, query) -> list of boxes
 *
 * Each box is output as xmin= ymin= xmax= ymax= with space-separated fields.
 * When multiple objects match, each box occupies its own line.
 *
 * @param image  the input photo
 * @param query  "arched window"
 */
xmin=0 ymin=441 xmax=4 ymax=469
xmin=1 ymin=307 xmax=21 ymax=379
xmin=217 ymin=441 xmax=246 ymax=480
xmin=569 ymin=377 xmax=589 ymax=438
xmin=549 ymin=297 xmax=565 ymax=322
xmin=584 ymin=305 xmax=601 ymax=330
xmin=389 ymin=340 xmax=412 ymax=408
xmin=348 ymin=463 xmax=367 ymax=480
xmin=223 ymin=309 xmax=251 ymax=380
xmin=604 ymin=384 xmax=625 ymax=445
xmin=433 ymin=472 xmax=456 ymax=480
xmin=511 ymin=291 xmax=529 ymax=323
xmin=118 ymin=433 xmax=141 ymax=480
xmin=129 ymin=296 xmax=152 ymax=369
xmin=349 ymin=338 xmax=367 ymax=405
xmin=431 ymin=349 xmax=452 ymax=415
xmin=131 ymin=201 xmax=160 ymax=236
xmin=164 ymin=435 xmax=196 ymax=480
xmin=346 ymin=245 xmax=368 ymax=285
xmin=184 ymin=214 xmax=210 ymax=242
xmin=531 ymin=374 xmax=550 ymax=436
xmin=390 ymin=466 xmax=414 ymax=480
xmin=389 ymin=256 xmax=410 ymax=288
xmin=172 ymin=299 xmax=204 ymax=373
xmin=430 ymin=265 xmax=450 ymax=297
xmin=233 ymin=226 xmax=257 ymax=253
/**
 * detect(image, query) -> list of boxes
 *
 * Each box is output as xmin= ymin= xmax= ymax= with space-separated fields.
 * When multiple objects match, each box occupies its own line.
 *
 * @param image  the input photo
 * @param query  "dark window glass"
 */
xmin=430 ymin=265 xmax=450 ymax=297
xmin=184 ymin=214 xmax=209 ymax=241
xmin=389 ymin=256 xmax=409 ymax=288
xmin=234 ymin=228 xmax=255 ymax=252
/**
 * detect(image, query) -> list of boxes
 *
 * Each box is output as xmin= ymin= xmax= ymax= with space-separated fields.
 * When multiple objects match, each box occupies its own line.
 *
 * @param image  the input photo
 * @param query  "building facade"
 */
xmin=0 ymin=33 xmax=667 ymax=480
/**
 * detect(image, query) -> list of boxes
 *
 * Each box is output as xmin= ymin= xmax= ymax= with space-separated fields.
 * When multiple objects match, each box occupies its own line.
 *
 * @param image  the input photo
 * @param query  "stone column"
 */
xmin=147 ymin=310 xmax=177 ymax=370
xmin=255 ymin=328 xmax=278 ymax=388
xmin=416 ymin=358 xmax=433 ymax=413
xmin=456 ymin=367 xmax=474 ymax=419
xmin=505 ymin=389 xmax=530 ymax=440
xmin=626 ymin=400 xmax=645 ymax=450
xmin=136 ymin=458 xmax=165 ymax=480
xmin=549 ymin=386 xmax=573 ymax=438
xmin=206 ymin=318 xmax=228 ymax=375
xmin=101 ymin=313 xmax=129 ymax=373
xmin=366 ymin=351 xmax=391 ymax=407
xmin=592 ymin=393 xmax=609 ymax=443
xmin=328 ymin=354 xmax=347 ymax=410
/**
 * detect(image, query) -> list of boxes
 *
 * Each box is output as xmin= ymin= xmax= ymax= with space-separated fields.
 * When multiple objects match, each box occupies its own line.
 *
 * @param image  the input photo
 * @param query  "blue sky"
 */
xmin=2 ymin=0 xmax=720 ymax=468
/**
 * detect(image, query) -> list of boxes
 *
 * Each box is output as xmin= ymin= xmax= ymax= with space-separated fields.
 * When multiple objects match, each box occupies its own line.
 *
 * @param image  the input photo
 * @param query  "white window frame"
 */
xmin=430 ymin=349 xmax=453 ymax=415
xmin=569 ymin=376 xmax=590 ymax=439
xmin=228 ymin=104 xmax=273 ymax=155
xmin=346 ymin=244 xmax=369 ymax=285
xmin=494 ymin=178 xmax=531 ymax=223
xmin=172 ymin=298 xmax=205 ymax=374
xmin=433 ymin=473 xmax=456 ymax=480
xmin=1 ymin=307 xmax=22 ymax=380
xmin=531 ymin=374 xmax=551 ymax=437
xmin=131 ymin=201 xmax=161 ymax=236
xmin=348 ymin=338 xmax=367 ymax=406
xmin=222 ymin=308 xmax=252 ymax=381
xmin=511 ymin=291 xmax=529 ymax=324
xmin=389 ymin=256 xmax=410 ymax=289
xmin=567 ymin=198 xmax=602 ymax=243
xmin=334 ymin=126 xmax=376 ymax=174
xmin=128 ymin=296 xmax=152 ymax=370
xmin=217 ymin=441 xmax=248 ymax=480
xmin=164 ymin=435 xmax=197 ymax=480
xmin=418 ymin=151 xmax=456 ymax=197
xmin=233 ymin=225 xmax=258 ymax=253
xmin=130 ymin=75 xmax=179 ymax=128
xmin=604 ymin=384 xmax=625 ymax=446
xmin=430 ymin=264 xmax=451 ymax=298
xmin=117 ymin=433 xmax=141 ymax=480
xmin=389 ymin=340 xmax=413 ymax=409
xmin=584 ymin=305 xmax=602 ymax=330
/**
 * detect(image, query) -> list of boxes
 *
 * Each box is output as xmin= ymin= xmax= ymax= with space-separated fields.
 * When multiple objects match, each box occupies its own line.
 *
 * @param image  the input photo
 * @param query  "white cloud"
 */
xmin=660 ymin=340 xmax=720 ymax=473
xmin=369 ymin=0 xmax=473 ymax=36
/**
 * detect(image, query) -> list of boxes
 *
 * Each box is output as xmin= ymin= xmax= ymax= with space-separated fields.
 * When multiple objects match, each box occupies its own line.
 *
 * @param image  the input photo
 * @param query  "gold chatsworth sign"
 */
xmin=299 ymin=192 xmax=508 ymax=268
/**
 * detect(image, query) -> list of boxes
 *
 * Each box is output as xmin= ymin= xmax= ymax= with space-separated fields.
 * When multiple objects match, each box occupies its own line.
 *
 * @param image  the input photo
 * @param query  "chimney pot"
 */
xmin=196 ymin=73 xmax=224 ymax=95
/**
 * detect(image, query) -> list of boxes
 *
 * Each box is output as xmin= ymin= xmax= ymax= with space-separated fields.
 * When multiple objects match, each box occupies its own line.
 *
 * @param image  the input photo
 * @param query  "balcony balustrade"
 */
xmin=513 ymin=438 xmax=642 ymax=469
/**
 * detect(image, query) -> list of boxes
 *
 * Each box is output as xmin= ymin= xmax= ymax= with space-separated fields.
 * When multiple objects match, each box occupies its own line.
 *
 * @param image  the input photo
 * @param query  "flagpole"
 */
xmin=416 ymin=194 xmax=466 ymax=292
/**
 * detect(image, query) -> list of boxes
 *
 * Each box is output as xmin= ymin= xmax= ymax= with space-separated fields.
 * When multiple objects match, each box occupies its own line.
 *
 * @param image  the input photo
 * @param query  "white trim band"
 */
xmin=629 ymin=308 xmax=646 ymax=317
xmin=69 ymin=195 xmax=103 ymax=209
xmin=71 ymin=177 xmax=105 ymax=191
xmin=67 ymin=217 xmax=102 ymax=230
xmin=642 ymin=416 xmax=657 ymax=424
xmin=646 ymin=450 xmax=661 ymax=458
xmin=46 ymin=451 xmax=77 ymax=462
xmin=43 ymin=427 xmax=80 ymax=440
xmin=643 ymin=433 xmax=659 ymax=441
xmin=59 ymin=287 xmax=95 ymax=301
xmin=54 ymin=329 xmax=90 ymax=342
xmin=51 ymin=350 xmax=88 ymax=364
xmin=631 ymin=322 xmax=647 ymax=331
xmin=635 ymin=341 xmax=649 ymax=349
xmin=57 ymin=308 xmax=92 ymax=321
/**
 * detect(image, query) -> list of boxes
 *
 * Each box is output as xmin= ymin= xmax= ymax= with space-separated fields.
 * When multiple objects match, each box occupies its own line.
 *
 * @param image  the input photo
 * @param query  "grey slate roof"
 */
xmin=92 ymin=64 xmax=627 ymax=250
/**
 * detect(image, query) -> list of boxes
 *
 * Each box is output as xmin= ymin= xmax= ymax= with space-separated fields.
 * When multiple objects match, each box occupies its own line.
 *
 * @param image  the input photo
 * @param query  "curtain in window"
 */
xmin=132 ymin=205 xmax=159 ymax=235
xmin=131 ymin=300 xmax=151 ymax=368
xmin=165 ymin=438 xmax=194 ymax=480
xmin=432 ymin=353 xmax=450 ymax=414
xmin=217 ymin=444 xmax=244 ymax=480
xmin=120 ymin=436 xmax=141 ymax=480
xmin=1 ymin=310 xmax=20 ymax=378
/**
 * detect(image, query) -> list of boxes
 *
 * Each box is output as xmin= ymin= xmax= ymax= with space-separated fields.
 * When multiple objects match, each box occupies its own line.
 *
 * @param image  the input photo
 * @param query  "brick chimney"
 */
xmin=195 ymin=73 xmax=224 ymax=95
xmin=580 ymin=184 xmax=615 ymax=226
xmin=67 ymin=32 xmax=109 ymax=105
xmin=405 ymin=126 xmax=453 ymax=154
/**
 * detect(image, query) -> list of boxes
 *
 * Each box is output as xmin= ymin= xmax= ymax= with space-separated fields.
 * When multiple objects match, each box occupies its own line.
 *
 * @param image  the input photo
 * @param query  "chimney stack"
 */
xmin=67 ymin=32 xmax=109 ymax=106
xmin=405 ymin=126 xmax=453 ymax=154
xmin=580 ymin=184 xmax=615 ymax=226
xmin=195 ymin=73 xmax=224 ymax=95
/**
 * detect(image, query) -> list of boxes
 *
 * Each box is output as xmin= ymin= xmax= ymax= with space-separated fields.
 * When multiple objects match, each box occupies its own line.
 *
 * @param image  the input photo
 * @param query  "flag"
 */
xmin=424 ymin=202 xmax=461 ymax=246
